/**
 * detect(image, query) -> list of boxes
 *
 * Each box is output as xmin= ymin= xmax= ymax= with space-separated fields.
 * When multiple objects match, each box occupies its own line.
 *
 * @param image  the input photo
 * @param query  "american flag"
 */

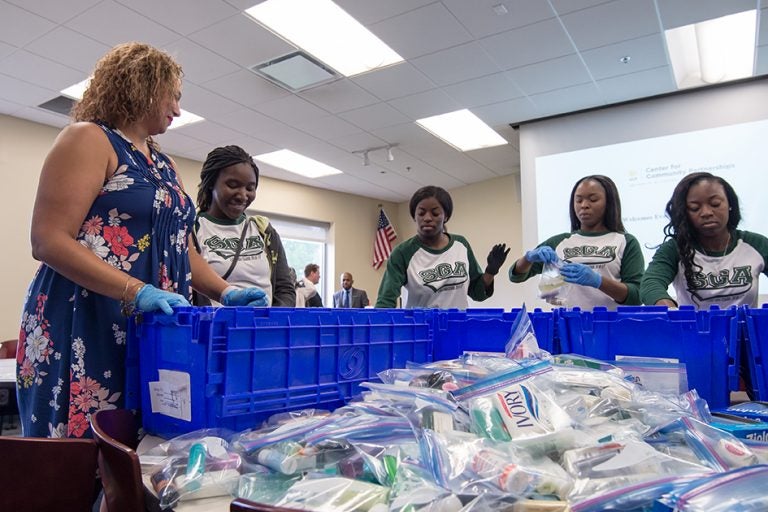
xmin=373 ymin=208 xmax=397 ymax=269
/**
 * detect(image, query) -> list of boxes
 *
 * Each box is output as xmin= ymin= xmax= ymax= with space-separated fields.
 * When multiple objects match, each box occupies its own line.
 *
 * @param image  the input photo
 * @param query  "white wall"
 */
xmin=0 ymin=114 xmax=523 ymax=340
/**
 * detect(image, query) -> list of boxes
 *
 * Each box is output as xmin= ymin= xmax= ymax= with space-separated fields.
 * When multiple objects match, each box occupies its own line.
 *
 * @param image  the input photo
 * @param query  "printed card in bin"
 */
xmin=130 ymin=307 xmax=432 ymax=438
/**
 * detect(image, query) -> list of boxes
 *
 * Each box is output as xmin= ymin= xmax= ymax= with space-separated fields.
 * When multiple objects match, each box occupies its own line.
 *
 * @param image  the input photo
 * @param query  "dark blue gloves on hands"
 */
xmin=221 ymin=286 xmax=269 ymax=307
xmin=524 ymin=246 xmax=558 ymax=264
xmin=560 ymin=262 xmax=602 ymax=288
xmin=486 ymin=243 xmax=511 ymax=275
xmin=135 ymin=284 xmax=191 ymax=315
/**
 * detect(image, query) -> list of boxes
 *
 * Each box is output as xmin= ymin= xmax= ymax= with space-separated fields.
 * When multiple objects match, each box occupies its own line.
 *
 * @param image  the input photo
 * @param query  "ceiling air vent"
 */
xmin=250 ymin=50 xmax=340 ymax=92
xmin=38 ymin=95 xmax=76 ymax=116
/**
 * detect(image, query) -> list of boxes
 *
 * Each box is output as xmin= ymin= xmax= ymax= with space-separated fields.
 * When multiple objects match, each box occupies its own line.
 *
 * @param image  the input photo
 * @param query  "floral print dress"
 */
xmin=17 ymin=123 xmax=194 ymax=437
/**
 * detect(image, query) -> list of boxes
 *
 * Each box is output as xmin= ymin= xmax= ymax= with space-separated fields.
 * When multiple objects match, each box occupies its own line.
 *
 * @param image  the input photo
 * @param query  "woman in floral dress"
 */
xmin=17 ymin=42 xmax=264 ymax=438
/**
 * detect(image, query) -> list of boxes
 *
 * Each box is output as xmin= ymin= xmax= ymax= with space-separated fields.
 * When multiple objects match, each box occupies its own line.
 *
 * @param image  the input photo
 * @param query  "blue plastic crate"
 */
xmin=429 ymin=307 xmax=557 ymax=361
xmin=743 ymin=305 xmax=768 ymax=400
xmin=557 ymin=305 xmax=739 ymax=409
xmin=130 ymin=307 xmax=432 ymax=438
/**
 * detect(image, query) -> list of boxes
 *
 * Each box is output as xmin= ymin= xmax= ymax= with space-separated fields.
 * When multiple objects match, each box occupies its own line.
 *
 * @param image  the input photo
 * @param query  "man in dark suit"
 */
xmin=333 ymin=272 xmax=370 ymax=308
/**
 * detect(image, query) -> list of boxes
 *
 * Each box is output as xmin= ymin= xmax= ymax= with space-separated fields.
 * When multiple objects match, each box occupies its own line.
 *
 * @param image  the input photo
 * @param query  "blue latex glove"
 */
xmin=524 ymin=246 xmax=558 ymax=264
xmin=221 ymin=286 xmax=268 ymax=307
xmin=135 ymin=284 xmax=191 ymax=315
xmin=560 ymin=262 xmax=602 ymax=288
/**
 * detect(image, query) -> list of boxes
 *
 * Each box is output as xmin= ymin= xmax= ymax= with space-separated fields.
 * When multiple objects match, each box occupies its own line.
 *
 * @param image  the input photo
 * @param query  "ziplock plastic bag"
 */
xmin=378 ymin=367 xmax=459 ymax=391
xmin=653 ymin=416 xmax=759 ymax=471
xmin=455 ymin=361 xmax=574 ymax=441
xmin=505 ymin=304 xmax=546 ymax=360
xmin=421 ymin=429 xmax=572 ymax=500
xmin=144 ymin=434 xmax=242 ymax=509
xmin=658 ymin=464 xmax=768 ymax=512
xmin=274 ymin=475 xmax=391 ymax=511
xmin=538 ymin=262 xmax=569 ymax=306
xmin=612 ymin=358 xmax=689 ymax=395
xmin=569 ymin=473 xmax=705 ymax=512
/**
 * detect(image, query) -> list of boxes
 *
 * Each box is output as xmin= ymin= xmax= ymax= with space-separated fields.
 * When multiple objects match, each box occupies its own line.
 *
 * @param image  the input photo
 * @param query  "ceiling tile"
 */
xmin=760 ymin=8 xmax=768 ymax=47
xmin=0 ymin=2 xmax=56 ymax=46
xmin=442 ymin=0 xmax=555 ymax=38
xmin=293 ymin=115 xmax=363 ymax=141
xmin=443 ymin=72 xmax=524 ymax=108
xmin=0 ymin=98 xmax=23 ymax=116
xmin=352 ymin=62 xmax=434 ymax=101
xmin=164 ymin=38 xmax=241 ymax=85
xmin=560 ymin=0 xmax=660 ymax=51
xmin=549 ymin=0 xmax=615 ymax=15
xmin=253 ymin=95 xmax=331 ymax=125
xmin=388 ymin=89 xmax=462 ymax=120
xmin=10 ymin=106 xmax=69 ymax=128
xmin=114 ymin=0 xmax=239 ymax=36
xmin=465 ymin=143 xmax=521 ymax=174
xmin=300 ymin=79 xmax=380 ymax=114
xmin=214 ymin=107 xmax=278 ymax=138
xmin=200 ymin=69 xmax=289 ymax=109
xmin=506 ymin=54 xmax=591 ymax=95
xmin=178 ymin=82 xmax=243 ymax=120
xmin=155 ymin=130 xmax=210 ymax=154
xmin=5 ymin=0 xmax=101 ymax=23
xmin=757 ymin=45 xmax=768 ymax=75
xmin=480 ymin=18 xmax=574 ymax=70
xmin=473 ymin=97 xmax=541 ymax=127
xmin=580 ymin=33 xmax=669 ymax=80
xmin=0 ymin=50 xmax=84 ymax=92
xmin=335 ymin=0 xmax=436 ymax=25
xmin=327 ymin=131 xmax=388 ymax=152
xmin=0 ymin=72 xmax=57 ymax=106
xmin=24 ymin=27 xmax=110 ymax=74
xmin=656 ymin=0 xmax=758 ymax=29
xmin=339 ymin=102 xmax=411 ymax=131
xmin=528 ymin=82 xmax=605 ymax=118
xmin=173 ymin=120 xmax=248 ymax=146
xmin=188 ymin=12 xmax=295 ymax=69
xmin=596 ymin=65 xmax=676 ymax=104
xmin=411 ymin=42 xmax=501 ymax=86
xmin=64 ymin=0 xmax=181 ymax=48
xmin=0 ymin=40 xmax=16 ymax=60
xmin=370 ymin=3 xmax=473 ymax=60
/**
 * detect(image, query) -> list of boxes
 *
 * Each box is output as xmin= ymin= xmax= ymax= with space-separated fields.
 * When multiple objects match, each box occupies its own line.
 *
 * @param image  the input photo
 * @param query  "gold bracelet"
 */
xmin=120 ymin=279 xmax=145 ymax=316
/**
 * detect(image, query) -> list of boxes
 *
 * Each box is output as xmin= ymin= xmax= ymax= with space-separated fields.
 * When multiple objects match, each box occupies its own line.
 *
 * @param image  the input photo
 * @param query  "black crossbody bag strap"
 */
xmin=221 ymin=218 xmax=251 ymax=280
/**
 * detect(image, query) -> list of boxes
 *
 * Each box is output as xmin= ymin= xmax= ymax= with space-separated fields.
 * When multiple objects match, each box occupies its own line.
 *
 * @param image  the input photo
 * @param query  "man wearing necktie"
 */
xmin=333 ymin=272 xmax=370 ymax=308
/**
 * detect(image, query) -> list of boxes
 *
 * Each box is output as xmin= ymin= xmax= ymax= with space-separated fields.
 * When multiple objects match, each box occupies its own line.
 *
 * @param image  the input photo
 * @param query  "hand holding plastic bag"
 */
xmin=525 ymin=246 xmax=558 ymax=264
xmin=485 ymin=243 xmax=510 ymax=275
xmin=560 ymin=262 xmax=602 ymax=288
xmin=136 ymin=284 xmax=190 ymax=315
xmin=221 ymin=286 xmax=268 ymax=307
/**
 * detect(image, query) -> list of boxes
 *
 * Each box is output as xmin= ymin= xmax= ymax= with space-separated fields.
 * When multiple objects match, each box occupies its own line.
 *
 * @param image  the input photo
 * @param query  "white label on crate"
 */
xmin=148 ymin=369 xmax=191 ymax=421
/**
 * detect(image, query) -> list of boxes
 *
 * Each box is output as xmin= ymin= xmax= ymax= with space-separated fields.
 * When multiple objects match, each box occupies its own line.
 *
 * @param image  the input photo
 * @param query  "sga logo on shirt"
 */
xmin=204 ymin=235 xmax=264 ymax=260
xmin=419 ymin=262 xmax=469 ymax=292
xmin=563 ymin=245 xmax=617 ymax=265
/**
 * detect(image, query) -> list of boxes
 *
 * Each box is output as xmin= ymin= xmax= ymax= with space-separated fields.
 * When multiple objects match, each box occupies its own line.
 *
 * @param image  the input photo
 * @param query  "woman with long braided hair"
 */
xmin=195 ymin=145 xmax=296 ymax=306
xmin=641 ymin=172 xmax=768 ymax=308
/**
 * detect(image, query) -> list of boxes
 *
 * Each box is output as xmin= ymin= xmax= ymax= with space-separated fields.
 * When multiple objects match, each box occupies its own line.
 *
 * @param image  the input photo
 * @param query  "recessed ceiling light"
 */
xmin=254 ymin=149 xmax=343 ymax=178
xmin=59 ymin=77 xmax=205 ymax=129
xmin=665 ymin=10 xmax=756 ymax=89
xmin=416 ymin=109 xmax=508 ymax=152
xmin=244 ymin=0 xmax=404 ymax=77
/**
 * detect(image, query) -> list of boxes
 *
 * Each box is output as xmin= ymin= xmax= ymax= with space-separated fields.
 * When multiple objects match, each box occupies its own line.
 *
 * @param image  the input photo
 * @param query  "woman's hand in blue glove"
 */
xmin=560 ymin=262 xmax=602 ymax=288
xmin=221 ymin=286 xmax=269 ymax=307
xmin=135 ymin=284 xmax=191 ymax=315
xmin=524 ymin=246 xmax=558 ymax=264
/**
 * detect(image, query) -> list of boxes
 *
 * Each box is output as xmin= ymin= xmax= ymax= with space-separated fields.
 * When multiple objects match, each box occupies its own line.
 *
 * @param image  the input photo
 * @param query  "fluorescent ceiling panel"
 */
xmin=416 ymin=109 xmax=508 ymax=151
xmin=254 ymin=149 xmax=343 ymax=178
xmin=245 ymin=0 xmax=404 ymax=77
xmin=666 ymin=10 xmax=756 ymax=89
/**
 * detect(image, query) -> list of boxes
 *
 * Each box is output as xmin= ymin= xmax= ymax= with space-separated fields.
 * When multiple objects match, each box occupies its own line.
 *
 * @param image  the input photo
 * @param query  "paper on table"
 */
xmin=149 ymin=369 xmax=191 ymax=421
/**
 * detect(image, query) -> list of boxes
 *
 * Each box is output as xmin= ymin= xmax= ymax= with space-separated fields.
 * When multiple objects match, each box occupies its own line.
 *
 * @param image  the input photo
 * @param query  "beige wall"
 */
xmin=0 ymin=114 xmax=524 ymax=340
